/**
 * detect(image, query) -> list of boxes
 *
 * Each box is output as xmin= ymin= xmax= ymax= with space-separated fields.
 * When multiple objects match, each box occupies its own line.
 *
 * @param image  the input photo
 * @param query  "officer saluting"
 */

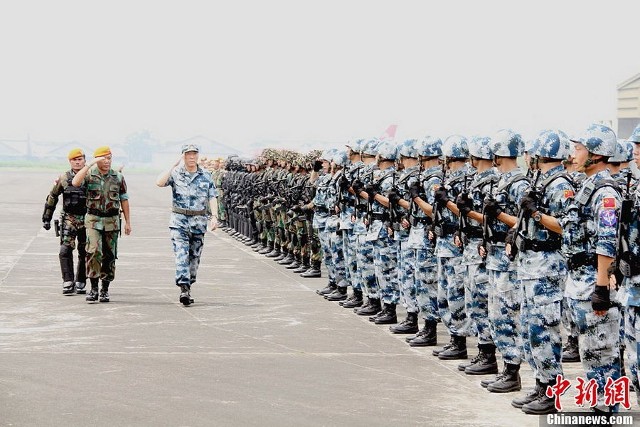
xmin=156 ymin=144 xmax=218 ymax=306
xmin=42 ymin=148 xmax=89 ymax=295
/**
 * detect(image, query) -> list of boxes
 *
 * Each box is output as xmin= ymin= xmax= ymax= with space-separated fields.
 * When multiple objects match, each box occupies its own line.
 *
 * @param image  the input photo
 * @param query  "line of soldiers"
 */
xmin=217 ymin=123 xmax=640 ymax=416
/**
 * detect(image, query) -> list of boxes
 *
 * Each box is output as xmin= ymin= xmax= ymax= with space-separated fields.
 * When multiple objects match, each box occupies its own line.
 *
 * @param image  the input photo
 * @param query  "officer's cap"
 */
xmin=181 ymin=144 xmax=200 ymax=154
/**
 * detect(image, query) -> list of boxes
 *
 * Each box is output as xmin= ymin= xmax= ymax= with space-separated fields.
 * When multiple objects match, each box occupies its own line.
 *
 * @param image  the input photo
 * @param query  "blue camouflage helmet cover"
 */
xmin=320 ymin=148 xmax=337 ymax=162
xmin=492 ymin=129 xmax=523 ymax=157
xmin=397 ymin=138 xmax=419 ymax=158
xmin=442 ymin=135 xmax=469 ymax=159
xmin=628 ymin=123 xmax=640 ymax=144
xmin=362 ymin=138 xmax=381 ymax=156
xmin=468 ymin=136 xmax=493 ymax=160
xmin=569 ymin=123 xmax=617 ymax=157
xmin=609 ymin=139 xmax=635 ymax=163
xmin=524 ymin=138 xmax=538 ymax=154
xmin=376 ymin=140 xmax=398 ymax=160
xmin=332 ymin=149 xmax=349 ymax=167
xmin=415 ymin=135 xmax=443 ymax=157
xmin=346 ymin=138 xmax=365 ymax=153
xmin=533 ymin=129 xmax=572 ymax=160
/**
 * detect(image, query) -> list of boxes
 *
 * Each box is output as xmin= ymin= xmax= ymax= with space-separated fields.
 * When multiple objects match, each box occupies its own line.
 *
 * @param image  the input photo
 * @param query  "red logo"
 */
xmin=602 ymin=197 xmax=616 ymax=209
xmin=604 ymin=377 xmax=631 ymax=409
xmin=546 ymin=374 xmax=572 ymax=411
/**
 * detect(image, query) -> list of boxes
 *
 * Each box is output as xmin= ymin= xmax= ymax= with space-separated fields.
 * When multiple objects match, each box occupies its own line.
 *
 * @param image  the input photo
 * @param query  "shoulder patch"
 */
xmin=564 ymin=190 xmax=574 ymax=198
xmin=602 ymin=197 xmax=616 ymax=209
xmin=599 ymin=209 xmax=617 ymax=227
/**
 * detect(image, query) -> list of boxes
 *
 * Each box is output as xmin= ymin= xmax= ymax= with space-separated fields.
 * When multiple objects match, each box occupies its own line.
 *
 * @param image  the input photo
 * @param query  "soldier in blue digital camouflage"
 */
xmin=431 ymin=135 xmax=473 ymax=359
xmin=403 ymin=136 xmax=444 ymax=346
xmin=503 ymin=130 xmax=574 ymax=414
xmin=72 ymin=146 xmax=132 ymax=303
xmin=559 ymin=124 xmax=622 ymax=413
xmin=479 ymin=129 xmax=529 ymax=393
xmin=610 ymin=122 xmax=640 ymax=405
xmin=42 ymin=148 xmax=88 ymax=295
xmin=351 ymin=139 xmax=381 ymax=316
xmin=452 ymin=136 xmax=499 ymax=374
xmin=156 ymin=143 xmax=218 ymax=306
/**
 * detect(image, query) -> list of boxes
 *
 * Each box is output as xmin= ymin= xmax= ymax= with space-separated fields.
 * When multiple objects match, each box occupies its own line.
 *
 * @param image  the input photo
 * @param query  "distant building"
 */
xmin=617 ymin=72 xmax=640 ymax=138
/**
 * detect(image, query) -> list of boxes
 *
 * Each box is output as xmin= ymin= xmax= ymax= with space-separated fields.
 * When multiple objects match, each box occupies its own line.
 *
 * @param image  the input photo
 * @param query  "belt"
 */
xmin=462 ymin=228 xmax=483 ymax=239
xmin=522 ymin=239 xmax=561 ymax=252
xmin=567 ymin=252 xmax=597 ymax=270
xmin=172 ymin=207 xmax=207 ymax=216
xmin=87 ymin=208 xmax=120 ymax=217
xmin=371 ymin=212 xmax=389 ymax=221
xmin=433 ymin=223 xmax=457 ymax=237
xmin=315 ymin=206 xmax=329 ymax=214
xmin=488 ymin=231 xmax=508 ymax=244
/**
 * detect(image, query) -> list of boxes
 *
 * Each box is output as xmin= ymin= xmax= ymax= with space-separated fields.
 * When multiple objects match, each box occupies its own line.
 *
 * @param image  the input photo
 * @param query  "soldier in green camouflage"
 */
xmin=72 ymin=146 xmax=132 ymax=303
xmin=42 ymin=148 xmax=89 ymax=295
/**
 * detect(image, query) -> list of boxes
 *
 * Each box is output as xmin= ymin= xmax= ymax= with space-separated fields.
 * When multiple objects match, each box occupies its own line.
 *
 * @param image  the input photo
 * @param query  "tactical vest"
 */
xmin=409 ymin=169 xmax=443 ymax=226
xmin=62 ymin=170 xmax=87 ymax=215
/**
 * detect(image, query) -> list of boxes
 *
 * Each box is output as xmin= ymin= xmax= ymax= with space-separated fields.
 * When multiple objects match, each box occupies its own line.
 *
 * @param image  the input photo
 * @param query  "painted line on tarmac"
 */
xmin=0 ymin=234 xmax=37 ymax=285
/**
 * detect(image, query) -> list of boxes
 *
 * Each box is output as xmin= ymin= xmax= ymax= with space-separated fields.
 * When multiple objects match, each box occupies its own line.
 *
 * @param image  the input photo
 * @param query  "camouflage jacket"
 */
xmin=83 ymin=168 xmax=128 ymax=231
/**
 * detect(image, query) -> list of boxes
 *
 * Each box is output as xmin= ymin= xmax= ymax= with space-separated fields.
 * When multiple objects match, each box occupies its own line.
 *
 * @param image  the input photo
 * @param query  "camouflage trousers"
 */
xmin=415 ymin=249 xmax=438 ymax=322
xmin=562 ymin=296 xmax=580 ymax=343
xmin=308 ymin=222 xmax=322 ymax=264
xmin=520 ymin=274 xmax=566 ymax=382
xmin=568 ymin=298 xmax=621 ymax=405
xmin=318 ymin=227 xmax=335 ymax=282
xmin=622 ymin=305 xmax=640 ymax=404
xmin=437 ymin=256 xmax=470 ymax=337
xmin=488 ymin=270 xmax=523 ymax=365
xmin=217 ymin=198 xmax=226 ymax=221
xmin=341 ymin=229 xmax=358 ymax=289
xmin=464 ymin=262 xmax=492 ymax=345
xmin=355 ymin=234 xmax=377 ymax=298
xmin=373 ymin=234 xmax=398 ymax=305
xmin=170 ymin=228 xmax=205 ymax=287
xmin=59 ymin=214 xmax=86 ymax=283
xmin=397 ymin=241 xmax=418 ymax=313
xmin=327 ymin=227 xmax=347 ymax=287
xmin=85 ymin=227 xmax=119 ymax=282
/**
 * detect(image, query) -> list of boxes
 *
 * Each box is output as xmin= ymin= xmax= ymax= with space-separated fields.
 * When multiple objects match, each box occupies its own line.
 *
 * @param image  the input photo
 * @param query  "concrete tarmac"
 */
xmin=0 ymin=170 xmax=636 ymax=427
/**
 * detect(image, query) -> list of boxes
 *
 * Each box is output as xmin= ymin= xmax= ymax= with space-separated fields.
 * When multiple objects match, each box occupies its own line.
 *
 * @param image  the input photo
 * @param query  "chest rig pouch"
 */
xmin=62 ymin=171 xmax=87 ymax=215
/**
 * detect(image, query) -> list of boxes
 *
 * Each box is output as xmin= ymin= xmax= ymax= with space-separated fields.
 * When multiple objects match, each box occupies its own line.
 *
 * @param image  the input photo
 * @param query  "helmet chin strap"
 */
xmin=583 ymin=154 xmax=604 ymax=169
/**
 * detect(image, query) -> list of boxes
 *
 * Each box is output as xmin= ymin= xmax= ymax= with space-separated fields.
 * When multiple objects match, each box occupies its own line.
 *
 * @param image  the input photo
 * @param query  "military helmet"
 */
xmin=609 ymin=139 xmax=634 ymax=163
xmin=397 ymin=138 xmax=418 ymax=158
xmin=319 ymin=148 xmax=337 ymax=162
xmin=492 ymin=129 xmax=523 ymax=157
xmin=332 ymin=149 xmax=349 ymax=167
xmin=628 ymin=123 xmax=640 ymax=144
xmin=376 ymin=140 xmax=398 ymax=161
xmin=468 ymin=136 xmax=493 ymax=160
xmin=569 ymin=124 xmax=617 ymax=157
xmin=442 ymin=135 xmax=469 ymax=159
xmin=533 ymin=129 xmax=572 ymax=160
xmin=415 ymin=136 xmax=443 ymax=158
xmin=524 ymin=138 xmax=537 ymax=154
xmin=346 ymin=138 xmax=365 ymax=154
xmin=362 ymin=138 xmax=381 ymax=156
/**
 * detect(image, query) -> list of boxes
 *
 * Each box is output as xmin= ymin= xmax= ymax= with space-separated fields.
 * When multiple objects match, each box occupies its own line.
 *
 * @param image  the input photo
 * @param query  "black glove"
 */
xmin=352 ymin=179 xmax=364 ymax=194
xmin=607 ymin=261 xmax=624 ymax=289
xmin=505 ymin=228 xmax=518 ymax=260
xmin=483 ymin=198 xmax=502 ymax=219
xmin=387 ymin=190 xmax=401 ymax=206
xmin=591 ymin=285 xmax=611 ymax=312
xmin=456 ymin=193 xmax=473 ymax=217
xmin=313 ymin=160 xmax=323 ymax=172
xmin=519 ymin=194 xmax=538 ymax=217
xmin=43 ymin=221 xmax=51 ymax=230
xmin=409 ymin=181 xmax=422 ymax=200
xmin=339 ymin=176 xmax=350 ymax=191
xmin=364 ymin=184 xmax=377 ymax=200
xmin=434 ymin=187 xmax=449 ymax=205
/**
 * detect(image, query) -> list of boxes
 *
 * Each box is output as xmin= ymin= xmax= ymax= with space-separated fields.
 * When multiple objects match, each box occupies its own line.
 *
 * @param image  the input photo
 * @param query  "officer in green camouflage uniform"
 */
xmin=42 ymin=148 xmax=89 ymax=295
xmin=72 ymin=146 xmax=132 ymax=303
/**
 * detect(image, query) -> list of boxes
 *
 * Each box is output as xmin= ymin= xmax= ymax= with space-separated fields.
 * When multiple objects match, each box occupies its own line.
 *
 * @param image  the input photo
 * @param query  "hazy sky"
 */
xmin=1 ymin=0 xmax=639 ymax=154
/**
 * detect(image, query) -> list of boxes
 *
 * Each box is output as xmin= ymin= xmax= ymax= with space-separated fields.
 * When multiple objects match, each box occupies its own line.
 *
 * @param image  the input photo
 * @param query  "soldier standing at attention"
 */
xmin=72 ymin=146 xmax=131 ymax=303
xmin=156 ymin=144 xmax=218 ymax=306
xmin=42 ymin=148 xmax=89 ymax=295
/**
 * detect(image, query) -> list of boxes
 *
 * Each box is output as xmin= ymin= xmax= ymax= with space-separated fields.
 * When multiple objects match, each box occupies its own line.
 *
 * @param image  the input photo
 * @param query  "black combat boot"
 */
xmin=561 ymin=335 xmax=580 ymax=362
xmin=464 ymin=344 xmax=498 ymax=375
xmin=86 ymin=278 xmax=99 ymax=303
xmin=432 ymin=336 xmax=455 ymax=356
xmin=278 ymin=253 xmax=294 ymax=265
xmin=511 ymin=379 xmax=543 ymax=409
xmin=326 ymin=287 xmax=348 ymax=301
xmin=316 ymin=281 xmax=337 ymax=296
xmin=300 ymin=262 xmax=321 ymax=278
xmin=99 ymin=281 xmax=110 ymax=303
xmin=355 ymin=297 xmax=381 ymax=316
xmin=62 ymin=281 xmax=75 ymax=295
xmin=273 ymin=249 xmax=287 ymax=261
xmin=286 ymin=255 xmax=301 ymax=269
xmin=389 ymin=311 xmax=419 ymax=334
xmin=408 ymin=320 xmax=438 ymax=347
xmin=75 ymin=281 xmax=87 ymax=294
xmin=458 ymin=353 xmax=482 ymax=372
xmin=258 ymin=244 xmax=273 ymax=255
xmin=293 ymin=257 xmax=310 ymax=273
xmin=374 ymin=303 xmax=397 ymax=324
xmin=265 ymin=246 xmax=281 ymax=258
xmin=486 ymin=363 xmax=522 ymax=393
xmin=179 ymin=284 xmax=191 ymax=306
xmin=341 ymin=289 xmax=364 ymax=309
xmin=521 ymin=379 xmax=557 ymax=415
xmin=438 ymin=335 xmax=467 ymax=360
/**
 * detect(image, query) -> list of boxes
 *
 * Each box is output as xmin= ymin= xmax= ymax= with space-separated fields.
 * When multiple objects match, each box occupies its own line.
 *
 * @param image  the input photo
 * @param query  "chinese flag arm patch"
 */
xmin=602 ymin=197 xmax=616 ymax=209
xmin=564 ymin=190 xmax=574 ymax=198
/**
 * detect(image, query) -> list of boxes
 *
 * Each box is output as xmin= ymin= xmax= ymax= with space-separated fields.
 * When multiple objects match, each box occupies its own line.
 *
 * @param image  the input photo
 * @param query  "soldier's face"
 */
xmin=184 ymin=151 xmax=198 ymax=168
xmin=573 ymin=143 xmax=588 ymax=172
xmin=69 ymin=156 xmax=85 ymax=172
xmin=97 ymin=155 xmax=112 ymax=172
